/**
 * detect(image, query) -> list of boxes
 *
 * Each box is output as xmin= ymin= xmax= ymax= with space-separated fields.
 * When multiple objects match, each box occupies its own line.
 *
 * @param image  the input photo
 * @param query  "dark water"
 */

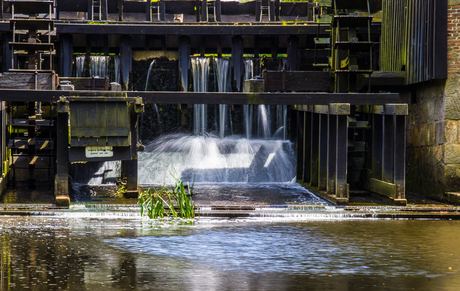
xmin=1 ymin=216 xmax=460 ymax=291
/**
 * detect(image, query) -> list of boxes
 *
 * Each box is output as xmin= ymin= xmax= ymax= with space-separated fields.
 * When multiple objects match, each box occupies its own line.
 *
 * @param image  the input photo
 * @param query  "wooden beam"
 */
xmin=56 ymin=23 xmax=330 ymax=36
xmin=0 ymin=90 xmax=403 ymax=105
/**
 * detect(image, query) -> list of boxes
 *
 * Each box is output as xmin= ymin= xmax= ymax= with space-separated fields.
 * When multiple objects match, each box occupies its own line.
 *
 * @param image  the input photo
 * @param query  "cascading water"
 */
xmin=191 ymin=57 xmax=209 ymax=135
xmin=215 ymin=58 xmax=230 ymax=138
xmin=138 ymin=56 xmax=295 ymax=185
xmin=75 ymin=55 xmax=120 ymax=83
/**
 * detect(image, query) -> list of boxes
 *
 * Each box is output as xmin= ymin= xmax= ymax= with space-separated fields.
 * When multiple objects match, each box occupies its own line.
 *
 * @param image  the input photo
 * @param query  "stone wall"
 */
xmin=405 ymin=0 xmax=460 ymax=201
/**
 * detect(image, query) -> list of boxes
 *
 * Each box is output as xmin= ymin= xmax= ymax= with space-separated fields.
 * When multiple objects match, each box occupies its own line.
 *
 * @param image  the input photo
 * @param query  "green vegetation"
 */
xmin=138 ymin=174 xmax=195 ymax=219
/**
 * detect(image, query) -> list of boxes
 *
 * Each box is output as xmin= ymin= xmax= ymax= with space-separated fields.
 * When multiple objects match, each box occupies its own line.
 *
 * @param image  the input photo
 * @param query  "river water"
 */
xmin=1 ymin=214 xmax=460 ymax=290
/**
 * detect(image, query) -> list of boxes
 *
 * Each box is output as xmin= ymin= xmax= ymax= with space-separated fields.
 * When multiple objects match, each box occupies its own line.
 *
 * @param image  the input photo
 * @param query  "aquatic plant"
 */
xmin=138 ymin=174 xmax=195 ymax=219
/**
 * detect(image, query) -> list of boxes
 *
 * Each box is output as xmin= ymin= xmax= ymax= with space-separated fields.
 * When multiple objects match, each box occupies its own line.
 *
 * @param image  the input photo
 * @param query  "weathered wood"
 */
xmin=0 ymin=90 xmax=403 ymax=105
xmin=56 ymin=23 xmax=330 ymax=36
xmin=59 ymin=77 xmax=109 ymax=90
xmin=59 ymin=35 xmax=73 ymax=78
xmin=264 ymin=71 xmax=333 ymax=92
xmin=0 ymin=72 xmax=57 ymax=90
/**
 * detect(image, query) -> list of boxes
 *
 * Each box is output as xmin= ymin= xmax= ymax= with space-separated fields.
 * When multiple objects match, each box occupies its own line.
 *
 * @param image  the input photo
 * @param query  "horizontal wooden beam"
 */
xmin=0 ymin=89 xmax=402 ymax=105
xmin=56 ymin=23 xmax=329 ymax=36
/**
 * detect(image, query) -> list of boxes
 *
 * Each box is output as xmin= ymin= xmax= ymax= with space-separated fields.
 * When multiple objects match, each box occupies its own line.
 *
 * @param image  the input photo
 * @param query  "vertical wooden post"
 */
xmin=317 ymin=106 xmax=328 ymax=191
xmin=330 ymin=103 xmax=350 ymax=202
xmin=394 ymin=114 xmax=406 ymax=201
xmin=383 ymin=115 xmax=395 ymax=183
xmin=327 ymin=115 xmax=337 ymax=194
xmin=178 ymin=36 xmax=190 ymax=92
xmin=372 ymin=106 xmax=384 ymax=180
xmin=87 ymin=0 xmax=93 ymax=20
xmin=232 ymin=36 xmax=244 ymax=92
xmin=336 ymin=114 xmax=349 ymax=201
xmin=310 ymin=110 xmax=319 ymax=187
xmin=287 ymin=36 xmax=299 ymax=71
xmin=55 ymin=98 xmax=70 ymax=207
xmin=201 ymin=0 xmax=208 ymax=21
xmin=118 ymin=0 xmax=124 ymax=21
xmin=59 ymin=34 xmax=73 ymax=77
xmin=101 ymin=0 xmax=108 ymax=20
xmin=303 ymin=111 xmax=312 ymax=184
xmin=255 ymin=0 xmax=261 ymax=22
xmin=296 ymin=110 xmax=304 ymax=180
xmin=122 ymin=111 xmax=139 ymax=198
xmin=120 ymin=35 xmax=132 ymax=91
xmin=216 ymin=0 xmax=222 ymax=22
xmin=160 ymin=0 xmax=166 ymax=22
xmin=3 ymin=32 xmax=13 ymax=71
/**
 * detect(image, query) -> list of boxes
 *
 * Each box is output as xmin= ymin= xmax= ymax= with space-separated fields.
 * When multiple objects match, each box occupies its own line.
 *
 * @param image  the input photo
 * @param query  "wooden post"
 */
xmin=336 ymin=114 xmax=348 ymax=201
xmin=122 ymin=111 xmax=139 ymax=198
xmin=87 ymin=0 xmax=93 ymax=20
xmin=372 ymin=106 xmax=384 ymax=180
xmin=330 ymin=103 xmax=350 ymax=201
xmin=316 ymin=106 xmax=328 ymax=191
xmin=383 ymin=115 xmax=395 ymax=183
xmin=327 ymin=115 xmax=337 ymax=194
xmin=296 ymin=111 xmax=304 ymax=180
xmin=310 ymin=110 xmax=319 ymax=188
xmin=3 ymin=32 xmax=13 ymax=71
xmin=118 ymin=0 xmax=124 ymax=21
xmin=232 ymin=36 xmax=244 ymax=92
xmin=255 ymin=0 xmax=261 ymax=22
xmin=178 ymin=36 xmax=190 ymax=92
xmin=201 ymin=0 xmax=208 ymax=21
xmin=287 ymin=36 xmax=299 ymax=71
xmin=59 ymin=34 xmax=73 ymax=77
xmin=216 ymin=0 xmax=222 ymax=22
xmin=120 ymin=35 xmax=132 ymax=91
xmin=394 ymin=114 xmax=406 ymax=201
xmin=101 ymin=0 xmax=108 ymax=20
xmin=304 ymin=111 xmax=312 ymax=184
xmin=55 ymin=98 xmax=70 ymax=207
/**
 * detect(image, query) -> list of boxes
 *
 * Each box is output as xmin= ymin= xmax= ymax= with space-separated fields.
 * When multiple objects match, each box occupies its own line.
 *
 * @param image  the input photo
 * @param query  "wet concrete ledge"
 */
xmin=1 ymin=203 xmax=460 ymax=220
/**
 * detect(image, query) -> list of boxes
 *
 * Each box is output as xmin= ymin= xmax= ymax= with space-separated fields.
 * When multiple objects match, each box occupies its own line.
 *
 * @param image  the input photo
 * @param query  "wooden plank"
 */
xmin=370 ymin=178 xmax=396 ymax=199
xmin=0 ymin=90 xmax=403 ymax=104
xmin=59 ymin=77 xmax=109 ymax=90
xmin=264 ymin=71 xmax=333 ymax=92
xmin=56 ymin=23 xmax=330 ymax=36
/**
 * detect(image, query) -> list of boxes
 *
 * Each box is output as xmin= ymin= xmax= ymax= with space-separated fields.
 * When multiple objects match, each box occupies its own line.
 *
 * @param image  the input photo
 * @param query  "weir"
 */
xmin=0 ymin=0 xmax=450 ymax=207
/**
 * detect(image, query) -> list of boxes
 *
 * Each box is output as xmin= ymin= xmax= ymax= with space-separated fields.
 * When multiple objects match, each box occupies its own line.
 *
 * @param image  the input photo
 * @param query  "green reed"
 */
xmin=138 ymin=174 xmax=195 ymax=219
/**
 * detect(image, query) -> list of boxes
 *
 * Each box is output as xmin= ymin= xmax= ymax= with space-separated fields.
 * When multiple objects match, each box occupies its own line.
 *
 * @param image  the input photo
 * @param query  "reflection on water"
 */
xmin=1 ymin=217 xmax=460 ymax=290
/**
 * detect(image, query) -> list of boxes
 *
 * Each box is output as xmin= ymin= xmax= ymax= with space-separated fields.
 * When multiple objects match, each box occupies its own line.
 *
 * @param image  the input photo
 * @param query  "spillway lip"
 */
xmin=1 ymin=203 xmax=460 ymax=220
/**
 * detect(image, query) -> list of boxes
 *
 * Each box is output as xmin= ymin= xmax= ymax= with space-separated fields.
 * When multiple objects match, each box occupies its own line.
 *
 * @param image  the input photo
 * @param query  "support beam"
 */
xmin=287 ymin=36 xmax=300 ymax=71
xmin=296 ymin=111 xmax=304 ymax=180
xmin=303 ymin=111 xmax=312 ymax=184
xmin=122 ymin=111 xmax=139 ymax=198
xmin=327 ymin=114 xmax=337 ymax=194
xmin=318 ymin=112 xmax=328 ymax=191
xmin=120 ymin=35 xmax=132 ymax=91
xmin=55 ymin=98 xmax=70 ymax=207
xmin=232 ymin=36 xmax=244 ymax=92
xmin=178 ymin=36 xmax=190 ymax=91
xmin=3 ymin=32 xmax=13 ymax=72
xmin=59 ymin=34 xmax=73 ymax=78
xmin=334 ymin=107 xmax=349 ymax=202
xmin=310 ymin=111 xmax=319 ymax=187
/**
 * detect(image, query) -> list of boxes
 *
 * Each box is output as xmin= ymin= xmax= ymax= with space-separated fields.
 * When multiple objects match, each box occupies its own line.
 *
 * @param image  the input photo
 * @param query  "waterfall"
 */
xmin=215 ymin=58 xmax=230 ymax=138
xmin=243 ymin=58 xmax=254 ymax=138
xmin=191 ymin=57 xmax=210 ymax=135
xmin=74 ymin=55 xmax=121 ymax=83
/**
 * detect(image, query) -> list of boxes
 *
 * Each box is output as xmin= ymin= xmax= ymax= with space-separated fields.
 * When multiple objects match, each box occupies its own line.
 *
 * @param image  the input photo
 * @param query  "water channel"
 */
xmin=1 ymin=213 xmax=460 ymax=290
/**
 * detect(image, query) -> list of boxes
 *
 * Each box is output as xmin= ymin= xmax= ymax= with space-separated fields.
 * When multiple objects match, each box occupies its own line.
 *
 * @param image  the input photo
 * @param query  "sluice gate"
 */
xmin=0 ymin=0 xmax=449 ymax=206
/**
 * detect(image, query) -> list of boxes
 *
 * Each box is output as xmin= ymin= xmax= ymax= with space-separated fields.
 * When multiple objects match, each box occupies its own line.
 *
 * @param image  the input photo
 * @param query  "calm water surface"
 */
xmin=1 ymin=216 xmax=460 ymax=290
